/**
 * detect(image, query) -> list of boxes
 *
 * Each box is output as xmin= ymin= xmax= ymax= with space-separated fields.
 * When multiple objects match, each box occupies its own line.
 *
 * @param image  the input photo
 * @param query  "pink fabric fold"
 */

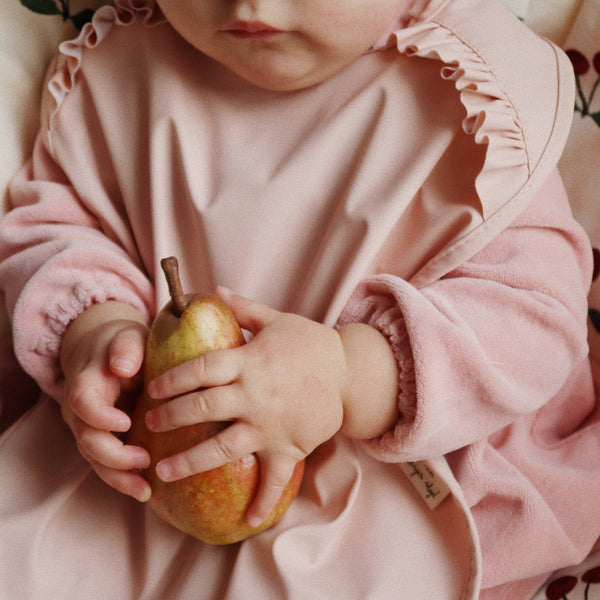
xmin=0 ymin=396 xmax=481 ymax=599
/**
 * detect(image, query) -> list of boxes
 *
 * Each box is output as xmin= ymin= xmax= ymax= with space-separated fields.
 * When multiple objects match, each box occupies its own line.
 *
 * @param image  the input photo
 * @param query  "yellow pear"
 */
xmin=129 ymin=257 xmax=304 ymax=544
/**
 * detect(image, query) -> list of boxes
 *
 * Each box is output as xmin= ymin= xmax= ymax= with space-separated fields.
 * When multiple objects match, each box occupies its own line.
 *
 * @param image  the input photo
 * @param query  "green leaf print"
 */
xmin=18 ymin=0 xmax=61 ymax=15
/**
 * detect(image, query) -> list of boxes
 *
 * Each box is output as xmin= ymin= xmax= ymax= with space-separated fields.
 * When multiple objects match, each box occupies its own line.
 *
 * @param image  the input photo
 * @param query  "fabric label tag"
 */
xmin=399 ymin=460 xmax=451 ymax=510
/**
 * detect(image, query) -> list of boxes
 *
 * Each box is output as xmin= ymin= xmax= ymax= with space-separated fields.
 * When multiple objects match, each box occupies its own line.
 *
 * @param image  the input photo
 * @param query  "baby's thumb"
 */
xmin=109 ymin=324 xmax=147 ymax=378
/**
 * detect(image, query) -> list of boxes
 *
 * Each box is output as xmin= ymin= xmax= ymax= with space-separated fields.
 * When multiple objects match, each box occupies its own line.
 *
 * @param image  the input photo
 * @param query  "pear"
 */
xmin=129 ymin=257 xmax=304 ymax=545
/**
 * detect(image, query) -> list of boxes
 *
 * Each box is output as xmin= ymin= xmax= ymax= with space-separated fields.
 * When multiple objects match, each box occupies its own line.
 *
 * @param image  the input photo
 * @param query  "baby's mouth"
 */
xmin=225 ymin=20 xmax=284 ymax=39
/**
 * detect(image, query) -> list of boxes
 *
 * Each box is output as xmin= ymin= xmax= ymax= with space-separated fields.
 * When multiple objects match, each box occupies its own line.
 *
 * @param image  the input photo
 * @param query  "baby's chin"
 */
xmin=217 ymin=56 xmax=351 ymax=93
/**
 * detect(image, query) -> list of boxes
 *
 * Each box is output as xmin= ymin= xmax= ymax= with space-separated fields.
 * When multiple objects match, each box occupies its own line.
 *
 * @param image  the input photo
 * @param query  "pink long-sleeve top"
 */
xmin=1 ymin=1 xmax=599 ymax=598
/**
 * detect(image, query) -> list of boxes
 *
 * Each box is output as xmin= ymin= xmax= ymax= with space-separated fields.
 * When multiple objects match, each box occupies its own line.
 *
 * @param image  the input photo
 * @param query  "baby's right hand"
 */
xmin=59 ymin=301 xmax=152 ymax=502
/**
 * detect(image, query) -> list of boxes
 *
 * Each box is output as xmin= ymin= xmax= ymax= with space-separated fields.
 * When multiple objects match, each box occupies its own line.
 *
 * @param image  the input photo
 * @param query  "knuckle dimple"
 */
xmin=269 ymin=469 xmax=293 ymax=492
xmin=77 ymin=433 xmax=95 ymax=458
xmin=157 ymin=370 xmax=175 ymax=394
xmin=177 ymin=451 xmax=200 ymax=479
xmin=67 ymin=373 xmax=102 ymax=415
xmin=192 ymin=354 xmax=206 ymax=377
xmin=76 ymin=443 xmax=91 ymax=463
xmin=159 ymin=402 xmax=175 ymax=425
xmin=193 ymin=392 xmax=210 ymax=417
xmin=67 ymin=385 xmax=86 ymax=412
xmin=213 ymin=435 xmax=237 ymax=464
xmin=267 ymin=481 xmax=288 ymax=497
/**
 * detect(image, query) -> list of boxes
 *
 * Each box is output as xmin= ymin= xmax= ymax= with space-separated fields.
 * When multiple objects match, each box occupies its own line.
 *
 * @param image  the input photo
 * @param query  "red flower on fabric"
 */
xmin=588 ymin=249 xmax=600 ymax=334
xmin=566 ymin=48 xmax=600 ymax=126
xmin=582 ymin=566 xmax=600 ymax=583
xmin=545 ymin=575 xmax=578 ymax=600
xmin=567 ymin=49 xmax=590 ymax=75
xmin=582 ymin=566 xmax=600 ymax=599
xmin=593 ymin=248 xmax=600 ymax=282
xmin=594 ymin=52 xmax=600 ymax=75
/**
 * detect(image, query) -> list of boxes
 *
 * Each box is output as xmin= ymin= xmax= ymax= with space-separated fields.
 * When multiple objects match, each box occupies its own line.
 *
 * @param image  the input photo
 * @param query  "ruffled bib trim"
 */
xmin=393 ymin=21 xmax=529 ymax=220
xmin=386 ymin=0 xmax=574 ymax=288
xmin=43 ymin=0 xmax=162 ymax=149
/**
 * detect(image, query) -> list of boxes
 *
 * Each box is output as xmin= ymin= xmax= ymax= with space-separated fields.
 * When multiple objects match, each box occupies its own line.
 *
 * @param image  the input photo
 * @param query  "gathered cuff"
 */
xmin=336 ymin=279 xmax=419 ymax=462
xmin=10 ymin=250 xmax=154 ymax=401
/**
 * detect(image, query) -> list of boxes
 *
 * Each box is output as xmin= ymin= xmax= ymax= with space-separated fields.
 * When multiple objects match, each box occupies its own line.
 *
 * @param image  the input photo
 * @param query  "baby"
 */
xmin=1 ymin=0 xmax=599 ymax=598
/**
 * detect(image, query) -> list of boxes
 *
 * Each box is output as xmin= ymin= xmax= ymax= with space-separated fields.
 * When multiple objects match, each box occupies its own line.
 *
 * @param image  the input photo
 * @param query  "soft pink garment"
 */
xmin=0 ymin=0 xmax=598 ymax=598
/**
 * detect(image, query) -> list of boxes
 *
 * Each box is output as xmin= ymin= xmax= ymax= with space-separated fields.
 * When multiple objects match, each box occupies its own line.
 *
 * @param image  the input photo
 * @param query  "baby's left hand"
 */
xmin=144 ymin=287 xmax=348 ymax=527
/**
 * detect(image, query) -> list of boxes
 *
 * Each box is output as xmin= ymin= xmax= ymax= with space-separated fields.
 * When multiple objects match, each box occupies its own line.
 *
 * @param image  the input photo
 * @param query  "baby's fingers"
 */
xmin=155 ymin=423 xmax=256 ymax=482
xmin=108 ymin=324 xmax=147 ymax=380
xmin=145 ymin=385 xmax=241 ymax=432
xmin=75 ymin=425 xmax=150 ymax=472
xmin=63 ymin=401 xmax=151 ymax=502
xmin=246 ymin=454 xmax=300 ymax=527
xmin=62 ymin=400 xmax=149 ymax=467
xmin=90 ymin=458 xmax=151 ymax=503
xmin=147 ymin=347 xmax=242 ymax=400
xmin=66 ymin=371 xmax=130 ymax=432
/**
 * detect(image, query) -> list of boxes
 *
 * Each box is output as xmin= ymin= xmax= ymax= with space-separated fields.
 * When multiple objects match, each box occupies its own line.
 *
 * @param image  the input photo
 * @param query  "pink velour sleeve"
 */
xmin=0 ymin=136 xmax=155 ymax=400
xmin=337 ymin=169 xmax=593 ymax=461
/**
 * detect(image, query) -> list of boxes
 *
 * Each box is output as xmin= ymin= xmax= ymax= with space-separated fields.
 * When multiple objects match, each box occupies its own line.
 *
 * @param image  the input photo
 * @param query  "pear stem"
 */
xmin=160 ymin=256 xmax=189 ymax=317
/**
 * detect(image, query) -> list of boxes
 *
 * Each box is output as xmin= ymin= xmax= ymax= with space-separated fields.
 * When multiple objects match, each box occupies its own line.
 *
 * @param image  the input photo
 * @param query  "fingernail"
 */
xmin=144 ymin=410 xmax=155 ymax=430
xmin=146 ymin=380 xmax=158 ymax=398
xmin=111 ymin=355 xmax=135 ymax=374
xmin=115 ymin=414 xmax=131 ymax=431
xmin=137 ymin=486 xmax=151 ymax=503
xmin=246 ymin=513 xmax=264 ymax=528
xmin=134 ymin=453 xmax=150 ymax=469
xmin=216 ymin=286 xmax=233 ymax=299
xmin=156 ymin=461 xmax=173 ymax=481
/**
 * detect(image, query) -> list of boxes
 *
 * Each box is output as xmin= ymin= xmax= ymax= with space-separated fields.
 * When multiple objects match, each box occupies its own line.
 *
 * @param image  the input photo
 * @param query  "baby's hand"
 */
xmin=144 ymin=288 xmax=348 ymax=527
xmin=60 ymin=301 xmax=152 ymax=502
